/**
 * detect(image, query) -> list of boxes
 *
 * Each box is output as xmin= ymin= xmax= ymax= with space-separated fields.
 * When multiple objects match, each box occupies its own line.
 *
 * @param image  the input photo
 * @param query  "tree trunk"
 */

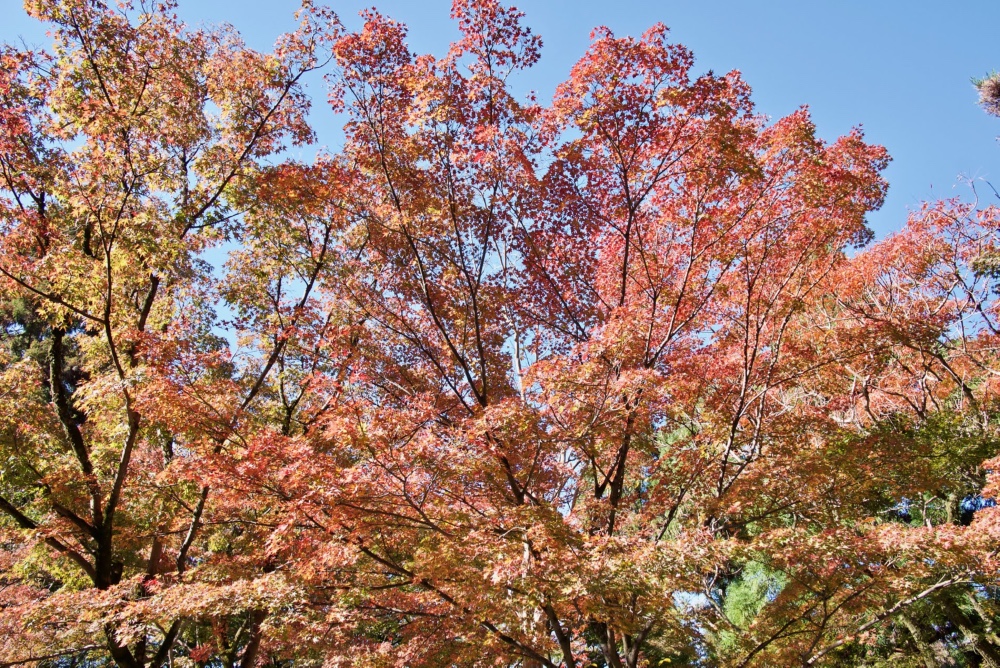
xmin=899 ymin=613 xmax=938 ymax=668
xmin=940 ymin=596 xmax=1000 ymax=668
xmin=239 ymin=610 xmax=267 ymax=668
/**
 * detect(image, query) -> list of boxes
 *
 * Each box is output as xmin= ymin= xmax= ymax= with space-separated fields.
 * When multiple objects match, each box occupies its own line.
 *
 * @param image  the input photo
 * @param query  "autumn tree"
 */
xmin=0 ymin=0 xmax=333 ymax=663
xmin=1 ymin=1 xmax=999 ymax=667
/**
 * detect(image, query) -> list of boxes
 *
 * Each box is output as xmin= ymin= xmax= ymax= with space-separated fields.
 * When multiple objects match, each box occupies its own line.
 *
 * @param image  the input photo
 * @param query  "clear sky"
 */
xmin=4 ymin=0 xmax=1000 ymax=238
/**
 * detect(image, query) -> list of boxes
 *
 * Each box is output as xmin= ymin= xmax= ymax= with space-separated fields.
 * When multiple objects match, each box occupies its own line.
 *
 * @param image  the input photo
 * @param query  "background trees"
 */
xmin=0 ymin=1 xmax=998 ymax=666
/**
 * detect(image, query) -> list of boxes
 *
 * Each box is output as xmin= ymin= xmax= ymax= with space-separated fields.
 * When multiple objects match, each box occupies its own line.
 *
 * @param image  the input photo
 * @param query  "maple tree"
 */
xmin=1 ymin=1 xmax=999 ymax=666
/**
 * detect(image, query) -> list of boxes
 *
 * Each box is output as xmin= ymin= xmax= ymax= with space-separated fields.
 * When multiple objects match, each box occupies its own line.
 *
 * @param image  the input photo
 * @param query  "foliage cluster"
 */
xmin=2 ymin=1 xmax=1000 ymax=666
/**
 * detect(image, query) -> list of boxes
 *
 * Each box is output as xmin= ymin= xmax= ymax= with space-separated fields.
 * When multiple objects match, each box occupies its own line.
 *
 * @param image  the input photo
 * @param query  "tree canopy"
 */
xmin=1 ymin=1 xmax=999 ymax=666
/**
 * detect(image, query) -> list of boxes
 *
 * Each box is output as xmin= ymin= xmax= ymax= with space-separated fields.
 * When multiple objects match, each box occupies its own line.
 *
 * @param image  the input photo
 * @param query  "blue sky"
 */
xmin=4 ymin=0 xmax=1000 ymax=238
